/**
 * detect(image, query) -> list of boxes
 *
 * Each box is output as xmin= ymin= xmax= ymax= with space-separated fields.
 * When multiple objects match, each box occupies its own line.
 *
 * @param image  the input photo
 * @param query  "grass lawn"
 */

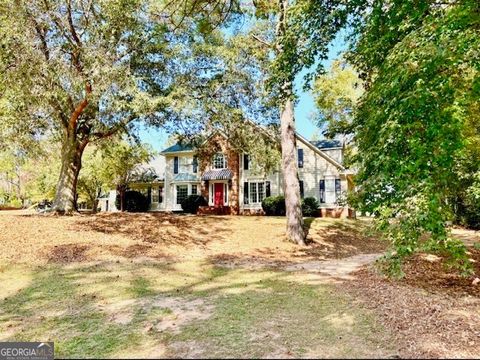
xmin=0 ymin=211 xmax=478 ymax=358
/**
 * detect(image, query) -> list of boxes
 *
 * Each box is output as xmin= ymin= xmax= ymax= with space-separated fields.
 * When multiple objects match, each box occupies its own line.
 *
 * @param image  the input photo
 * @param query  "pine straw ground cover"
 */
xmin=0 ymin=210 xmax=479 ymax=358
xmin=344 ymin=249 xmax=480 ymax=358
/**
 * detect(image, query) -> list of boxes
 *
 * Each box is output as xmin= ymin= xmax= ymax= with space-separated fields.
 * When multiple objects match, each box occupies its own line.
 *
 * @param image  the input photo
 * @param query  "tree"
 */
xmin=259 ymin=0 xmax=351 ymax=245
xmin=313 ymin=59 xmax=363 ymax=141
xmin=99 ymin=141 xmax=155 ymax=211
xmin=0 ymin=0 xmax=176 ymax=213
xmin=348 ymin=0 xmax=479 ymax=275
xmin=168 ymin=0 xmax=351 ymax=244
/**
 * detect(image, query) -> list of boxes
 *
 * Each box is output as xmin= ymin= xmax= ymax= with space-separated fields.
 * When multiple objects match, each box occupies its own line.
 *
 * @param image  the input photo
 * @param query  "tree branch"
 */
xmin=69 ymin=81 xmax=91 ymax=131
xmin=252 ymin=34 xmax=272 ymax=48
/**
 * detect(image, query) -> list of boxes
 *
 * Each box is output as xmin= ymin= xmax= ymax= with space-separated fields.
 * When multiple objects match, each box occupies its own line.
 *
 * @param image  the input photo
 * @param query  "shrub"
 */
xmin=181 ymin=194 xmax=208 ymax=214
xmin=262 ymin=195 xmax=286 ymax=216
xmin=302 ymin=197 xmax=320 ymax=217
xmin=115 ymin=190 xmax=149 ymax=212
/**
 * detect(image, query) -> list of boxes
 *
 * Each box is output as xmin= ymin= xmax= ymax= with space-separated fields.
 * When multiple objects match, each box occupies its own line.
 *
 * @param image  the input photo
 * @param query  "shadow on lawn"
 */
xmin=72 ymin=212 xmax=231 ymax=247
xmin=208 ymin=219 xmax=387 ymax=268
xmin=0 ymin=260 xmax=393 ymax=359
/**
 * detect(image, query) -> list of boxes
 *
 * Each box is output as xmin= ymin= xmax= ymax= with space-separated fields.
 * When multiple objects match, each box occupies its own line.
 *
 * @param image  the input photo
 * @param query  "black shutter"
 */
xmin=244 ymin=154 xmax=249 ymax=170
xmin=298 ymin=148 xmax=304 ymax=168
xmin=319 ymin=180 xmax=325 ymax=203
xmin=174 ymin=156 xmax=179 ymax=174
xmin=299 ymin=180 xmax=304 ymax=198
xmin=335 ymin=179 xmax=341 ymax=200
xmin=147 ymin=187 xmax=152 ymax=204
xmin=265 ymin=181 xmax=271 ymax=197
xmin=244 ymin=182 xmax=249 ymax=204
xmin=193 ymin=156 xmax=198 ymax=173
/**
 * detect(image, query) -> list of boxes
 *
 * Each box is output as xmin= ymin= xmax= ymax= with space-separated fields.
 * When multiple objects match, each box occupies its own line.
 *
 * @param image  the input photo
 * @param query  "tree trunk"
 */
xmin=117 ymin=184 xmax=127 ymax=212
xmin=52 ymin=135 xmax=86 ymax=213
xmin=280 ymin=97 xmax=306 ymax=245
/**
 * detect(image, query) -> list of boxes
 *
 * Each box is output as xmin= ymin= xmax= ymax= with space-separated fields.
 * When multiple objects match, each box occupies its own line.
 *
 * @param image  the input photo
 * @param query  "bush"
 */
xmin=262 ymin=196 xmax=286 ymax=216
xmin=302 ymin=197 xmax=320 ymax=217
xmin=181 ymin=194 xmax=208 ymax=214
xmin=116 ymin=190 xmax=149 ymax=212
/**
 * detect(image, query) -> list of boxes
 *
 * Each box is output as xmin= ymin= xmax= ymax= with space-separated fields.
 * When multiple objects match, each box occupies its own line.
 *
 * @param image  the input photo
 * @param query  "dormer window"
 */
xmin=212 ymin=153 xmax=227 ymax=169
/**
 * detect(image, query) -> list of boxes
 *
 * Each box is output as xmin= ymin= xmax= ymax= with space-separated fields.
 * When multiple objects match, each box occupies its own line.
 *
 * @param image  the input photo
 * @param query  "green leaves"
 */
xmin=349 ymin=0 xmax=480 ymax=272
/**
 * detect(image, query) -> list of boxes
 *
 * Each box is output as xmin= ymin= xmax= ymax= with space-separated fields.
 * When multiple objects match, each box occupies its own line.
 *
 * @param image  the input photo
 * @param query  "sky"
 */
xmin=139 ymin=33 xmax=348 ymax=153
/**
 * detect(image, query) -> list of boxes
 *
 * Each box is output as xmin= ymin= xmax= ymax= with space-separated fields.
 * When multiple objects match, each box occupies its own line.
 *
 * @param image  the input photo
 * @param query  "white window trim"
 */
xmin=248 ymin=181 xmax=266 ymax=205
xmin=209 ymin=181 xmax=228 ymax=206
xmin=212 ymin=153 xmax=227 ymax=169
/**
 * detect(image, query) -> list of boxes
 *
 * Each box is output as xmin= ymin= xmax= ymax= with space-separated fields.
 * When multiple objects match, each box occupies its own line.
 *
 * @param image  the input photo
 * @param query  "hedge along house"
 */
xmin=99 ymin=129 xmax=356 ymax=217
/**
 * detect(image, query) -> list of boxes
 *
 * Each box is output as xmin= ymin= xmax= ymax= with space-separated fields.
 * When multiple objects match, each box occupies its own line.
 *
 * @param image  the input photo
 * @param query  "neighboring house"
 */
xmin=99 ymin=131 xmax=355 ymax=217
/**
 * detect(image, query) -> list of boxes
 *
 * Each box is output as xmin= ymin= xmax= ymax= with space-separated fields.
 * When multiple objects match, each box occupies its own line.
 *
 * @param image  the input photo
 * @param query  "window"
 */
xmin=176 ymin=185 xmax=188 ymax=204
xmin=248 ymin=182 xmax=267 ymax=204
xmin=152 ymin=187 xmax=159 ymax=203
xmin=319 ymin=180 xmax=325 ymax=203
xmin=243 ymin=154 xmax=249 ymax=170
xmin=193 ymin=156 xmax=198 ymax=173
xmin=173 ymin=156 xmax=179 ymax=174
xmin=299 ymin=180 xmax=304 ymax=198
xmin=298 ymin=148 xmax=304 ymax=168
xmin=213 ymin=153 xmax=226 ymax=169
xmin=325 ymin=178 xmax=335 ymax=203
xmin=335 ymin=178 xmax=341 ymax=201
xmin=250 ymin=182 xmax=257 ymax=204
xmin=191 ymin=184 xmax=197 ymax=195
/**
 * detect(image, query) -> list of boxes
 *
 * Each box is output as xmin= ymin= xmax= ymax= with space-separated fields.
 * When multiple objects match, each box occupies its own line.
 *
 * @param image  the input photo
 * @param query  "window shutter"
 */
xmin=335 ymin=179 xmax=341 ymax=201
xmin=244 ymin=154 xmax=249 ymax=170
xmin=147 ymin=187 xmax=152 ymax=204
xmin=193 ymin=156 xmax=198 ymax=173
xmin=244 ymin=182 xmax=249 ymax=204
xmin=174 ymin=156 xmax=179 ymax=174
xmin=319 ymin=180 xmax=325 ymax=203
xmin=298 ymin=148 xmax=304 ymax=168
xmin=299 ymin=180 xmax=304 ymax=198
xmin=265 ymin=181 xmax=271 ymax=197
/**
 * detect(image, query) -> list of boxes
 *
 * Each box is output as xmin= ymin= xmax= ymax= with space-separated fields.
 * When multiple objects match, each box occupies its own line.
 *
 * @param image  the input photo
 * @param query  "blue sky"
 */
xmin=140 ymin=35 xmax=347 ymax=152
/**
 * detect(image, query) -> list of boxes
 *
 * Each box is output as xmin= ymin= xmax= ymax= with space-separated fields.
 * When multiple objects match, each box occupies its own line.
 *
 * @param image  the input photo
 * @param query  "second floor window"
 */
xmin=298 ymin=148 xmax=304 ymax=168
xmin=174 ymin=156 xmax=179 ymax=174
xmin=213 ymin=153 xmax=226 ymax=169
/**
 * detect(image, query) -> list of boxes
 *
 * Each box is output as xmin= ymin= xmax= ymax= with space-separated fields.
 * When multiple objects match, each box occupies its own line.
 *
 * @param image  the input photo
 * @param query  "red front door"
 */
xmin=214 ymin=183 xmax=224 ymax=207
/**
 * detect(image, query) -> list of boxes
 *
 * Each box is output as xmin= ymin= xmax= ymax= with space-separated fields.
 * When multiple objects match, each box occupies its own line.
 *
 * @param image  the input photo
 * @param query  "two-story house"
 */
xmin=99 ymin=131 xmax=355 ymax=217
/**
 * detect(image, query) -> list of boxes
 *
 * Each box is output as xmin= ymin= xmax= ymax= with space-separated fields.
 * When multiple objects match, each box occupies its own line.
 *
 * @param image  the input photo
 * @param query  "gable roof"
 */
xmin=160 ymin=143 xmax=194 ymax=154
xmin=312 ymin=139 xmax=343 ymax=149
xmin=295 ymin=133 xmax=345 ymax=170
xmin=159 ymin=127 xmax=345 ymax=170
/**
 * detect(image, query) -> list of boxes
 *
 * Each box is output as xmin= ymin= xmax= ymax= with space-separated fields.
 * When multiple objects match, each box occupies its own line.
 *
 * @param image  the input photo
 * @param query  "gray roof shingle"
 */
xmin=312 ymin=139 xmax=343 ymax=149
xmin=201 ymin=169 xmax=233 ymax=181
xmin=161 ymin=143 xmax=194 ymax=154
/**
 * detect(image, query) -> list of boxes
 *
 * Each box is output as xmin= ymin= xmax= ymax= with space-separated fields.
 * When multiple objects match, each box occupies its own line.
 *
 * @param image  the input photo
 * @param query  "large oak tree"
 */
xmin=0 ymin=0 xmax=178 ymax=212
